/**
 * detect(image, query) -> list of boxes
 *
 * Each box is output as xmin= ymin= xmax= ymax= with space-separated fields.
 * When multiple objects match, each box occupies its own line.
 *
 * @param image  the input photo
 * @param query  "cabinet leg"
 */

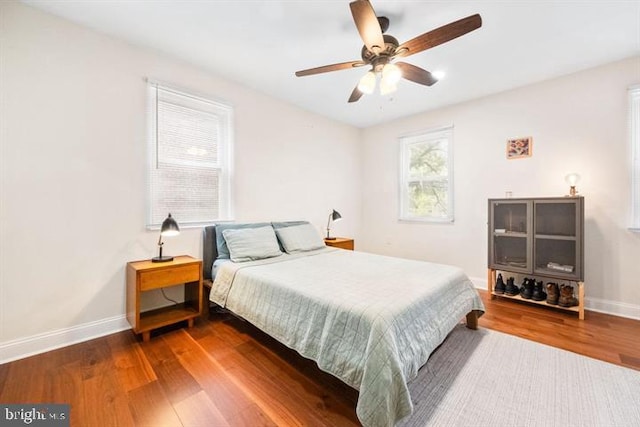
xmin=142 ymin=331 xmax=150 ymax=342
xmin=188 ymin=318 xmax=194 ymax=328
xmin=578 ymin=281 xmax=585 ymax=320
xmin=487 ymin=269 xmax=496 ymax=299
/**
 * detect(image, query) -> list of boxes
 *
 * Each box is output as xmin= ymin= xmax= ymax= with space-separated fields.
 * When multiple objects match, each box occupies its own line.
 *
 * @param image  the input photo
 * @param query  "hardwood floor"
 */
xmin=479 ymin=291 xmax=640 ymax=371
xmin=1 ymin=290 xmax=639 ymax=426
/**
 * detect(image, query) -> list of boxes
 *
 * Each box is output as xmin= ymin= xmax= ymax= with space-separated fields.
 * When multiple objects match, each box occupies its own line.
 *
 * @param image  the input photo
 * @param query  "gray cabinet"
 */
xmin=488 ymin=197 xmax=584 ymax=318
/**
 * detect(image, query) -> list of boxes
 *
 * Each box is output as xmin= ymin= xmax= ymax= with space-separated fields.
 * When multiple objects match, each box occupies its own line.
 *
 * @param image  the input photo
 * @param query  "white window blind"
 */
xmin=147 ymin=82 xmax=233 ymax=228
xmin=399 ymin=126 xmax=454 ymax=222
xmin=630 ymin=85 xmax=640 ymax=230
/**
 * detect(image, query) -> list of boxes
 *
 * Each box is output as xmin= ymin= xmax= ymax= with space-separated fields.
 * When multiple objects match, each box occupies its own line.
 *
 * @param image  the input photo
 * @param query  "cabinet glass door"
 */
xmin=489 ymin=200 xmax=532 ymax=273
xmin=533 ymin=199 xmax=582 ymax=280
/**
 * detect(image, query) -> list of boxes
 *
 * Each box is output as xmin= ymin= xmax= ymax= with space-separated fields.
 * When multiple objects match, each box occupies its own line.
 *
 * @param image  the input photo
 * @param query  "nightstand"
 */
xmin=324 ymin=237 xmax=354 ymax=250
xmin=126 ymin=255 xmax=203 ymax=341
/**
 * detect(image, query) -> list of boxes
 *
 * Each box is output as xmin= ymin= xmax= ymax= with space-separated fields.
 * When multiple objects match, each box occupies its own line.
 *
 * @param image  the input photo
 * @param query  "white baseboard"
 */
xmin=585 ymin=296 xmax=640 ymax=320
xmin=469 ymin=276 xmax=640 ymax=321
xmin=0 ymin=315 xmax=130 ymax=364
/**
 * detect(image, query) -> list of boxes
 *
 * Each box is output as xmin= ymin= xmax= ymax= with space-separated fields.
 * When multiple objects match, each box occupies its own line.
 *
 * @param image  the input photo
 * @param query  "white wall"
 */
xmin=360 ymin=56 xmax=640 ymax=318
xmin=0 ymin=2 xmax=361 ymax=361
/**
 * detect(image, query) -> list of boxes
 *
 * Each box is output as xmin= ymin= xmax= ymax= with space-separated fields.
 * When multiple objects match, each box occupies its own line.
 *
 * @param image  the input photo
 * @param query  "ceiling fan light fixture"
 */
xmin=381 ymin=63 xmax=402 ymax=85
xmin=379 ymin=78 xmax=397 ymax=96
xmin=357 ymin=71 xmax=376 ymax=94
xmin=432 ymin=70 xmax=446 ymax=80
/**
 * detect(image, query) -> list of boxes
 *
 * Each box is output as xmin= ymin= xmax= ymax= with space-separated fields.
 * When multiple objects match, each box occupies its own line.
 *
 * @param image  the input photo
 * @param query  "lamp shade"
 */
xmin=565 ymin=173 xmax=581 ymax=186
xmin=160 ymin=213 xmax=180 ymax=236
xmin=331 ymin=209 xmax=342 ymax=222
xmin=379 ymin=78 xmax=397 ymax=96
xmin=357 ymin=71 xmax=376 ymax=94
xmin=381 ymin=63 xmax=402 ymax=85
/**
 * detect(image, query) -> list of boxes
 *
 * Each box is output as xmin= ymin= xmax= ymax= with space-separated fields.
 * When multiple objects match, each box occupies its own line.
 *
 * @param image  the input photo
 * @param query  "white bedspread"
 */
xmin=210 ymin=248 xmax=484 ymax=427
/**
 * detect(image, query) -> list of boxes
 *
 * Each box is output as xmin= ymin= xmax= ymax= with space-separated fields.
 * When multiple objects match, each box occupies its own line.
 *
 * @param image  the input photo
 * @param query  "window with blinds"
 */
xmin=147 ymin=82 xmax=233 ymax=228
xmin=630 ymin=85 xmax=640 ymax=230
xmin=399 ymin=126 xmax=454 ymax=222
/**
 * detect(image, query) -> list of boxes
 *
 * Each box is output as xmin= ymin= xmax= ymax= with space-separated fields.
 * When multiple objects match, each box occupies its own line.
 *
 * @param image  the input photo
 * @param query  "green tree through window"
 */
xmin=400 ymin=127 xmax=453 ymax=221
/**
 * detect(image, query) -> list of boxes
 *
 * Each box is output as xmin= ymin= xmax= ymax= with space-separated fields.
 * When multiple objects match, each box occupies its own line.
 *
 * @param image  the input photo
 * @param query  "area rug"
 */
xmin=399 ymin=325 xmax=640 ymax=426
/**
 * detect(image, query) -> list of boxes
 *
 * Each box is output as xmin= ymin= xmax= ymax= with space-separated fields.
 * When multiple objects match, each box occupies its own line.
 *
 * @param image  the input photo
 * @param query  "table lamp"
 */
xmin=326 ymin=209 xmax=342 ymax=240
xmin=565 ymin=173 xmax=581 ymax=197
xmin=152 ymin=213 xmax=180 ymax=262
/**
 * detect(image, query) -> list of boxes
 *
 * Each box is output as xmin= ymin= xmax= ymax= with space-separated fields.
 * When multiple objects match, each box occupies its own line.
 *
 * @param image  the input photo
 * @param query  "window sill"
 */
xmin=399 ymin=217 xmax=455 ymax=224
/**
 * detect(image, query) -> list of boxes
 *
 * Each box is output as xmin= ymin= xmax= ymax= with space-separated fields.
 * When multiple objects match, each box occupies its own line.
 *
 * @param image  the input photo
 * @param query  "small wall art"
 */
xmin=506 ymin=136 xmax=533 ymax=159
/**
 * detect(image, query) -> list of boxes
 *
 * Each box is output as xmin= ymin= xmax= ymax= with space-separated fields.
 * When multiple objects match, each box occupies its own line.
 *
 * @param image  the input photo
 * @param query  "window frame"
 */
xmin=398 ymin=125 xmax=454 ymax=223
xmin=146 ymin=80 xmax=233 ymax=229
xmin=630 ymin=84 xmax=640 ymax=231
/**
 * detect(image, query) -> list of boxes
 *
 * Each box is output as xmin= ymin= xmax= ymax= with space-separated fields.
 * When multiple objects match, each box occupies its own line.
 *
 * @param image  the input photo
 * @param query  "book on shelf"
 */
xmin=546 ymin=262 xmax=574 ymax=272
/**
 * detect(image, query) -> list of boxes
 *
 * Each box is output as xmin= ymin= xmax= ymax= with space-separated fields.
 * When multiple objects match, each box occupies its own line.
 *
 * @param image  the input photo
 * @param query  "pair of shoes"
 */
xmin=494 ymin=273 xmax=506 ymax=294
xmin=546 ymin=282 xmax=559 ymax=305
xmin=505 ymin=277 xmax=520 ymax=296
xmin=520 ymin=278 xmax=534 ymax=299
xmin=558 ymin=284 xmax=579 ymax=307
xmin=531 ymin=280 xmax=547 ymax=301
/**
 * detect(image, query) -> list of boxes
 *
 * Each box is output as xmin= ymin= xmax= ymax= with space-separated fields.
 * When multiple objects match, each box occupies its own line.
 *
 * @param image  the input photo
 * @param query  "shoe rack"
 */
xmin=488 ymin=197 xmax=585 ymax=320
xmin=487 ymin=269 xmax=584 ymax=319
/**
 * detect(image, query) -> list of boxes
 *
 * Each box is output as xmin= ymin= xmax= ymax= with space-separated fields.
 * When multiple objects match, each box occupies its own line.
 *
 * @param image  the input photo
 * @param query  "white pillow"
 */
xmin=222 ymin=226 xmax=282 ymax=262
xmin=275 ymin=223 xmax=325 ymax=253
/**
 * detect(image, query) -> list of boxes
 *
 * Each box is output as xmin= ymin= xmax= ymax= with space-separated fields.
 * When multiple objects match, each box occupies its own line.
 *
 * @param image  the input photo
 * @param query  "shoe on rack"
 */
xmin=546 ymin=282 xmax=559 ymax=305
xmin=520 ymin=278 xmax=534 ymax=299
xmin=558 ymin=284 xmax=579 ymax=307
xmin=505 ymin=277 xmax=520 ymax=296
xmin=494 ymin=273 xmax=506 ymax=294
xmin=519 ymin=278 xmax=527 ymax=297
xmin=531 ymin=280 xmax=547 ymax=301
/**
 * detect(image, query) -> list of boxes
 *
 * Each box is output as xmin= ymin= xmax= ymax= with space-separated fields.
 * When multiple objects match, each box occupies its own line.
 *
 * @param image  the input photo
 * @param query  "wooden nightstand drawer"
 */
xmin=139 ymin=263 xmax=199 ymax=291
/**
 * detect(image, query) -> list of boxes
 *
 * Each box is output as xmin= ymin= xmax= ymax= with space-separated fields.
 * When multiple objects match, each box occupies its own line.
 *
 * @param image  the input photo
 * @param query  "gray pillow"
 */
xmin=271 ymin=220 xmax=309 ymax=229
xmin=275 ymin=223 xmax=325 ymax=253
xmin=215 ymin=222 xmax=271 ymax=260
xmin=222 ymin=226 xmax=282 ymax=262
xmin=272 ymin=221 xmax=310 ymax=251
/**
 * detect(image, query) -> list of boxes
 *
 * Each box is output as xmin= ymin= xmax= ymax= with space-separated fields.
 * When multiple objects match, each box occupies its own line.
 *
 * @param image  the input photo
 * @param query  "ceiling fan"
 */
xmin=295 ymin=0 xmax=482 ymax=103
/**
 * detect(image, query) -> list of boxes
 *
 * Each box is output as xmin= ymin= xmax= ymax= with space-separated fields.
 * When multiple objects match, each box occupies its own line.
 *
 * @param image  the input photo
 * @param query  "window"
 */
xmin=147 ymin=81 xmax=233 ymax=228
xmin=631 ymin=85 xmax=640 ymax=230
xmin=399 ymin=126 xmax=454 ymax=222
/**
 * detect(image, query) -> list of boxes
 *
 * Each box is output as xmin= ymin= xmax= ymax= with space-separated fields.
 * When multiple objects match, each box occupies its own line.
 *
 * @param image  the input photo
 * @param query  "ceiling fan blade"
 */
xmin=350 ymin=0 xmax=385 ymax=53
xmin=396 ymin=62 xmax=438 ymax=86
xmin=348 ymin=85 xmax=364 ymax=103
xmin=395 ymin=14 xmax=482 ymax=58
xmin=295 ymin=60 xmax=366 ymax=77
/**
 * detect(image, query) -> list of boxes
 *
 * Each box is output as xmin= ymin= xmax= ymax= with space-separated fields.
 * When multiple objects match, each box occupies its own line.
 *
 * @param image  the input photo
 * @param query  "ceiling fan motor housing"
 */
xmin=361 ymin=34 xmax=399 ymax=71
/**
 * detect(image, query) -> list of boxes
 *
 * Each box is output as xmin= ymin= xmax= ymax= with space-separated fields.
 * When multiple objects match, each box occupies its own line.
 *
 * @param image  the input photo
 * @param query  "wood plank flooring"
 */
xmin=1 ymin=290 xmax=639 ymax=426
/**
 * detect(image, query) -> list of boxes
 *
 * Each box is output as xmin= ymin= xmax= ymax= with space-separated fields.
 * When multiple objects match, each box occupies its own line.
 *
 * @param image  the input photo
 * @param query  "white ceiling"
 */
xmin=22 ymin=0 xmax=640 ymax=128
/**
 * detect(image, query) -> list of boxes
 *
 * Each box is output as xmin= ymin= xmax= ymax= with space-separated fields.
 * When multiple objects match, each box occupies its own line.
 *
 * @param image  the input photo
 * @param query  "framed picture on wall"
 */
xmin=506 ymin=136 xmax=533 ymax=159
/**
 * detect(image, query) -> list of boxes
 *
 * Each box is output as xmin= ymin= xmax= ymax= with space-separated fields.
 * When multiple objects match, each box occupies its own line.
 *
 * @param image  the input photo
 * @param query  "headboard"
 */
xmin=202 ymin=225 xmax=218 ymax=281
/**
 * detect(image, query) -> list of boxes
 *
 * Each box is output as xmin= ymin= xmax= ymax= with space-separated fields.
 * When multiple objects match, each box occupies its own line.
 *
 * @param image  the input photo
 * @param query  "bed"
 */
xmin=202 ymin=223 xmax=484 ymax=427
